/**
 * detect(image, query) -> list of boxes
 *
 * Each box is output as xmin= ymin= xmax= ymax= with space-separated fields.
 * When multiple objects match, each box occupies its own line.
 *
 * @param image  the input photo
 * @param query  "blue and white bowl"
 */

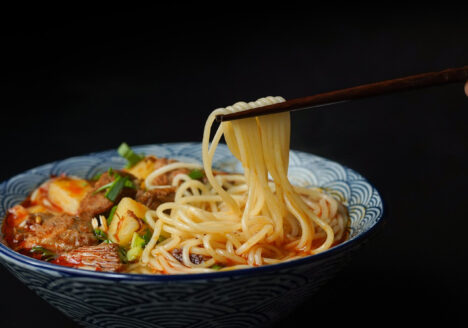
xmin=0 ymin=143 xmax=385 ymax=328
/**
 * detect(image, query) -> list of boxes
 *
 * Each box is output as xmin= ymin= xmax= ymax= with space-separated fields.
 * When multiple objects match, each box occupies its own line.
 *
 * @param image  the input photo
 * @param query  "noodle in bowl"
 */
xmin=0 ymin=142 xmax=384 ymax=328
xmin=126 ymin=97 xmax=350 ymax=274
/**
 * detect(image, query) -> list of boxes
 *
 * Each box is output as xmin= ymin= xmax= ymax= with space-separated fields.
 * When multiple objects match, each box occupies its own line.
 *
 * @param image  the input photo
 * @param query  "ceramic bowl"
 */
xmin=0 ymin=143 xmax=385 ymax=328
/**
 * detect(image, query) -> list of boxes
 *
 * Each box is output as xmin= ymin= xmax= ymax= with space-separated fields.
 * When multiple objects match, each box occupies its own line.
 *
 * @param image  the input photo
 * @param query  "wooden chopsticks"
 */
xmin=216 ymin=65 xmax=468 ymax=122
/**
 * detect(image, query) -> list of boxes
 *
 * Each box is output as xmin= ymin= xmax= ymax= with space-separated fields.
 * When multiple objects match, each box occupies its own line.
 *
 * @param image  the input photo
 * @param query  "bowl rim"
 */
xmin=0 ymin=143 xmax=386 ymax=281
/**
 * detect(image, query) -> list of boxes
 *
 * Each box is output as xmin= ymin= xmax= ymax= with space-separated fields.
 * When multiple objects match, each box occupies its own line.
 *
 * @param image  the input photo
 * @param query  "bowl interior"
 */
xmin=0 ymin=142 xmax=384 ymax=278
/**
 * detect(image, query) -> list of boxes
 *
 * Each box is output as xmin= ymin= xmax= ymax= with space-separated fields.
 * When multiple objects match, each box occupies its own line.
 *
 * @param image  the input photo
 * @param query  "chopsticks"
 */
xmin=216 ymin=65 xmax=468 ymax=122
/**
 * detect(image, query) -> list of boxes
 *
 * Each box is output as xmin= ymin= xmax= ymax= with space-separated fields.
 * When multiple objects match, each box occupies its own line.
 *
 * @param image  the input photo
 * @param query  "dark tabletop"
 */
xmin=1 ymin=6 xmax=467 ymax=327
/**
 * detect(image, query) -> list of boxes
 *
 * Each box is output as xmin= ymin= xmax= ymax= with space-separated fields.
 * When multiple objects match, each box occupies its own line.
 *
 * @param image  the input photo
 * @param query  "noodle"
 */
xmin=129 ymin=96 xmax=349 ymax=274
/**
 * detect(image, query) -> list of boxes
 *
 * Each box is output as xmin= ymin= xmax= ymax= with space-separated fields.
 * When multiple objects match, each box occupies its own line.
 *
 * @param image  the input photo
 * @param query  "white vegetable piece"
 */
xmin=108 ymin=197 xmax=148 ymax=246
xmin=48 ymin=177 xmax=91 ymax=215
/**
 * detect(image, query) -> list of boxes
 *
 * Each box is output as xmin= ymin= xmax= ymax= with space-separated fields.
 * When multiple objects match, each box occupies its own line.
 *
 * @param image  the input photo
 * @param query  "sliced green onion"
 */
xmin=188 ymin=169 xmax=204 ymax=180
xmin=93 ymin=174 xmax=135 ymax=201
xmin=104 ymin=176 xmax=126 ymax=202
xmin=117 ymin=142 xmax=145 ymax=169
xmin=210 ymin=264 xmax=224 ymax=270
xmin=107 ymin=205 xmax=118 ymax=225
xmin=124 ymin=179 xmax=136 ymax=188
xmin=142 ymin=229 xmax=152 ymax=246
xmin=130 ymin=232 xmax=146 ymax=249
xmin=93 ymin=229 xmax=109 ymax=242
xmin=31 ymin=246 xmax=57 ymax=261
xmin=127 ymin=246 xmax=143 ymax=262
xmin=93 ymin=181 xmax=114 ymax=195
xmin=117 ymin=246 xmax=128 ymax=264
xmin=90 ymin=172 xmax=103 ymax=181
xmin=157 ymin=235 xmax=167 ymax=244
xmin=127 ymin=232 xmax=152 ymax=262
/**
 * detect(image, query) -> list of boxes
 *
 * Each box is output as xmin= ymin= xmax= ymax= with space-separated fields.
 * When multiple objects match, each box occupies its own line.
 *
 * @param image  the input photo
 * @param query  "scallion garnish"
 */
xmin=91 ymin=172 xmax=103 ymax=181
xmin=123 ymin=178 xmax=135 ymax=188
xmin=188 ymin=169 xmax=204 ymax=180
xmin=93 ymin=181 xmax=114 ymax=194
xmin=107 ymin=205 xmax=118 ymax=225
xmin=210 ymin=264 xmax=224 ymax=270
xmin=117 ymin=246 xmax=128 ymax=264
xmin=105 ymin=176 xmax=132 ymax=202
xmin=93 ymin=229 xmax=109 ymax=242
xmin=142 ymin=229 xmax=152 ymax=246
xmin=117 ymin=142 xmax=145 ymax=169
xmin=93 ymin=174 xmax=135 ymax=202
xmin=131 ymin=232 xmax=146 ymax=249
xmin=31 ymin=246 xmax=57 ymax=262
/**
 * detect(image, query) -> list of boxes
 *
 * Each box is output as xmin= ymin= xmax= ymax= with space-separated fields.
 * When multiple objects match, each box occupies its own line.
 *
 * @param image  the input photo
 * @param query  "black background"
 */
xmin=1 ymin=5 xmax=467 ymax=327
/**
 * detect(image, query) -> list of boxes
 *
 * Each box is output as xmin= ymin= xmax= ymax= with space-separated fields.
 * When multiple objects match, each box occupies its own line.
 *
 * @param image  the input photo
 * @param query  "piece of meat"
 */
xmin=134 ymin=157 xmax=193 ymax=209
xmin=53 ymin=243 xmax=124 ymax=272
xmin=78 ymin=193 xmax=113 ymax=221
xmin=150 ymin=158 xmax=190 ymax=186
xmin=171 ymin=248 xmax=205 ymax=265
xmin=135 ymin=187 xmax=176 ymax=210
xmin=135 ymin=161 xmax=229 ymax=210
xmin=78 ymin=171 xmax=139 ymax=220
xmin=2 ymin=206 xmax=97 ymax=255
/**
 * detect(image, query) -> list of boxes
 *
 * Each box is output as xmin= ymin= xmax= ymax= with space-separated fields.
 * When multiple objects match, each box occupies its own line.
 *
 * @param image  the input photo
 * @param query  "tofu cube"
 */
xmin=48 ymin=177 xmax=91 ymax=215
xmin=127 ymin=157 xmax=157 ymax=180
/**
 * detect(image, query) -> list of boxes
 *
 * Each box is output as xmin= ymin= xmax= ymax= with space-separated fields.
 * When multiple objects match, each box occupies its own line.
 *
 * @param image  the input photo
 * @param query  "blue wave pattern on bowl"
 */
xmin=0 ymin=143 xmax=384 ymax=328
